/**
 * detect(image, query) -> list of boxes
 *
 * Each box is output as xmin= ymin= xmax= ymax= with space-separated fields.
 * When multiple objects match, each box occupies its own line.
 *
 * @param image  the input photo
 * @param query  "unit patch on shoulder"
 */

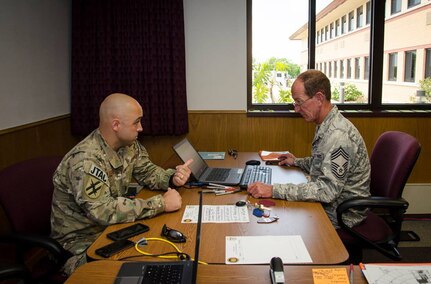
xmin=84 ymin=165 xmax=108 ymax=199
xmin=331 ymin=147 xmax=349 ymax=180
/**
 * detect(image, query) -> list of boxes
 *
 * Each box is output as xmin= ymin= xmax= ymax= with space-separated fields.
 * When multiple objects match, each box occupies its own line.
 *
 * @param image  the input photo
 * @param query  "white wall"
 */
xmin=184 ymin=0 xmax=247 ymax=110
xmin=0 ymin=0 xmax=71 ymax=130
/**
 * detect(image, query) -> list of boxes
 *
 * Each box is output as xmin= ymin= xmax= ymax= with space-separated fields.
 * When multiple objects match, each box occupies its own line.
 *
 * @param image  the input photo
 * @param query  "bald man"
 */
xmin=50 ymin=93 xmax=192 ymax=275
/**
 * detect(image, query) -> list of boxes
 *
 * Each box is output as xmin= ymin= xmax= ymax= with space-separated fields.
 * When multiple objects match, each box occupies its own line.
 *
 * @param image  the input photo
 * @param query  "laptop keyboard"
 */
xmin=239 ymin=165 xmax=272 ymax=189
xmin=206 ymin=168 xmax=230 ymax=181
xmin=142 ymin=264 xmax=183 ymax=284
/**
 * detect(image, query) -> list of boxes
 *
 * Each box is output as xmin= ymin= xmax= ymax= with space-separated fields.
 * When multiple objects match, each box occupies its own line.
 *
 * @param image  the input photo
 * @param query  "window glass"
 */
xmin=408 ymin=0 xmax=420 ymax=8
xmin=348 ymin=11 xmax=355 ymax=32
xmin=355 ymin=57 xmax=360 ymax=79
xmin=357 ymin=6 xmax=364 ymax=28
xmin=249 ymin=0 xmax=430 ymax=110
xmin=404 ymin=50 xmax=416 ymax=83
xmin=425 ymin=48 xmax=431 ymax=78
xmin=366 ymin=1 xmax=371 ymax=25
xmin=388 ymin=53 xmax=398 ymax=81
xmin=391 ymin=0 xmax=401 ymax=14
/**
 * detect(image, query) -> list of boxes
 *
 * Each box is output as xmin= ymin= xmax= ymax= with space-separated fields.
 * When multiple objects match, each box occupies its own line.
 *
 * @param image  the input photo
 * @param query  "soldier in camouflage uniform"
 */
xmin=51 ymin=93 xmax=193 ymax=275
xmin=247 ymin=70 xmax=370 ymax=229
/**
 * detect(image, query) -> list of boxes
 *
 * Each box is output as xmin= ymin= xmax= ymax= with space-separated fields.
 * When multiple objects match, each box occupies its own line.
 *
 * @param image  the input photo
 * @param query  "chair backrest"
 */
xmin=0 ymin=156 xmax=62 ymax=235
xmin=370 ymin=131 xmax=421 ymax=199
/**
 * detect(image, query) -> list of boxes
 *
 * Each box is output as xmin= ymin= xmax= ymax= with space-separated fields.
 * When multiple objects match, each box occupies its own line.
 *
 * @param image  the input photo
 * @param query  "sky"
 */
xmin=253 ymin=0 xmax=332 ymax=64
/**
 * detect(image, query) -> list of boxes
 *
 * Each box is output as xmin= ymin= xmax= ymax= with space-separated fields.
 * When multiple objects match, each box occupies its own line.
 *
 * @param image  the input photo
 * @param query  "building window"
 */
xmin=325 ymin=26 xmax=329 ymax=41
xmin=391 ymin=0 xmax=401 ymax=15
xmin=334 ymin=61 xmax=338 ymax=78
xmin=364 ymin=56 xmax=369 ymax=80
xmin=347 ymin=58 xmax=352 ymax=78
xmin=348 ymin=11 xmax=355 ymax=32
xmin=357 ymin=6 xmax=364 ymax=28
xmin=328 ymin=61 xmax=332 ymax=77
xmin=341 ymin=15 xmax=347 ymax=34
xmin=425 ymin=48 xmax=431 ymax=78
xmin=340 ymin=59 xmax=345 ymax=79
xmin=335 ymin=19 xmax=340 ymax=37
xmin=404 ymin=50 xmax=416 ymax=82
xmin=355 ymin=57 xmax=360 ymax=79
xmin=320 ymin=28 xmax=324 ymax=42
xmin=366 ymin=1 xmax=371 ymax=25
xmin=388 ymin=53 xmax=398 ymax=81
xmin=330 ymin=23 xmax=334 ymax=39
xmin=408 ymin=0 xmax=421 ymax=8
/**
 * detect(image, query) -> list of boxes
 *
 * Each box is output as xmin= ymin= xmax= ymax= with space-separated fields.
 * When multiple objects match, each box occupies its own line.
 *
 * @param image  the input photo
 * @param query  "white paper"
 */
xmin=362 ymin=264 xmax=431 ymax=284
xmin=225 ymin=235 xmax=313 ymax=264
xmin=181 ymin=205 xmax=249 ymax=223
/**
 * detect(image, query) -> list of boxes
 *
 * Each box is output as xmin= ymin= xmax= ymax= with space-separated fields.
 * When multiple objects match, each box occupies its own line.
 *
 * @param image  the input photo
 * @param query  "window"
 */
xmin=408 ymin=0 xmax=420 ymax=8
xmin=248 ymin=0 xmax=431 ymax=113
xmin=391 ymin=0 xmax=401 ymax=15
xmin=388 ymin=53 xmax=398 ymax=81
xmin=355 ymin=57 xmax=360 ymax=79
xmin=348 ymin=11 xmax=355 ymax=32
xmin=347 ymin=59 xmax=352 ymax=79
xmin=334 ymin=61 xmax=338 ymax=78
xmin=357 ymin=6 xmax=363 ymax=28
xmin=330 ymin=23 xmax=334 ymax=39
xmin=366 ymin=1 xmax=371 ymax=25
xmin=364 ymin=56 xmax=369 ymax=80
xmin=341 ymin=15 xmax=347 ymax=34
xmin=335 ymin=19 xmax=340 ymax=37
xmin=404 ymin=50 xmax=416 ymax=82
xmin=340 ymin=59 xmax=345 ymax=79
xmin=426 ymin=48 xmax=431 ymax=78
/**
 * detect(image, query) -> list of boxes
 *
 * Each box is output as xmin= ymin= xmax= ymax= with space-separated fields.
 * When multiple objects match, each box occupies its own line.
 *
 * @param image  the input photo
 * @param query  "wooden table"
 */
xmin=66 ymin=261 xmax=367 ymax=284
xmin=86 ymin=153 xmax=348 ymax=264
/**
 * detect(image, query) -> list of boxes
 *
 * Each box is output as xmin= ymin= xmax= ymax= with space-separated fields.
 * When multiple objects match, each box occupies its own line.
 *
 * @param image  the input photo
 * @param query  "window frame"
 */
xmin=247 ymin=0 xmax=431 ymax=115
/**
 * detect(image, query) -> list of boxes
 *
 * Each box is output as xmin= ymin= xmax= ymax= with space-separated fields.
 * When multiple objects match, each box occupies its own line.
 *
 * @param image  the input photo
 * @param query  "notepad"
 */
xmin=312 ymin=268 xmax=349 ymax=284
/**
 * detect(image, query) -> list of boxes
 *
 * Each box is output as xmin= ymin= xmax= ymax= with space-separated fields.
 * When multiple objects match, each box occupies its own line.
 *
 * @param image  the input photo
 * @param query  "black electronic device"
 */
xmin=270 ymin=257 xmax=285 ymax=284
xmin=235 ymin=200 xmax=247 ymax=207
xmin=95 ymin=239 xmax=135 ymax=258
xmin=107 ymin=223 xmax=149 ymax=241
xmin=246 ymin=160 xmax=261 ymax=166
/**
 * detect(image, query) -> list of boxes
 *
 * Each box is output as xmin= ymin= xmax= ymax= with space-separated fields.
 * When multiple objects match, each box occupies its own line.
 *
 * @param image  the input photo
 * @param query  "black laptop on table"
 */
xmin=172 ymin=138 xmax=244 ymax=185
xmin=114 ymin=191 xmax=204 ymax=284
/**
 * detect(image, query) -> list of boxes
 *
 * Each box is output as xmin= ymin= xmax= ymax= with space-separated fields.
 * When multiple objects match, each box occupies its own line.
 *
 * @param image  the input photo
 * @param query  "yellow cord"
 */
xmin=134 ymin=237 xmax=207 ymax=265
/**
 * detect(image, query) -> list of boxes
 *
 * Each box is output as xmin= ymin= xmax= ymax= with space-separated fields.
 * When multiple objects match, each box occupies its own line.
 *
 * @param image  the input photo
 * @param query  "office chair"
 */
xmin=0 ymin=156 xmax=72 ymax=283
xmin=336 ymin=131 xmax=421 ymax=263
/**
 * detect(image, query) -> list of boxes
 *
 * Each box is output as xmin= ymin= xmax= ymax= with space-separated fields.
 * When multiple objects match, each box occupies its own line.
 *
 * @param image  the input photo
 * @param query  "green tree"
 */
xmin=252 ymin=57 xmax=300 ymax=104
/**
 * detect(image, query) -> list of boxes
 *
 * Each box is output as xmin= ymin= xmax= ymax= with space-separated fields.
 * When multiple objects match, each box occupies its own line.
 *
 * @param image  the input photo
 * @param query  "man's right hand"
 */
xmin=163 ymin=188 xmax=182 ymax=212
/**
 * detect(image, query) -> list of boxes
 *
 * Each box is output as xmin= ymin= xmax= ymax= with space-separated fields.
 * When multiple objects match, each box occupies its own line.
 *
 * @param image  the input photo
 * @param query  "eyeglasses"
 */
xmin=161 ymin=224 xmax=186 ymax=243
xmin=292 ymin=96 xmax=313 ymax=108
xmin=228 ymin=149 xmax=238 ymax=159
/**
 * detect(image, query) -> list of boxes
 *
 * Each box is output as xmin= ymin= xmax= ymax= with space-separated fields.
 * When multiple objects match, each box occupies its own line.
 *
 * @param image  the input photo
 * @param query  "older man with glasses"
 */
xmin=247 ymin=69 xmax=371 ymax=229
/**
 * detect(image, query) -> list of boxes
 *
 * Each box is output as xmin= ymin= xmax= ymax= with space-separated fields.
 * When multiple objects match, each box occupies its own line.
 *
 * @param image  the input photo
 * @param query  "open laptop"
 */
xmin=114 ymin=191 xmax=204 ymax=284
xmin=173 ymin=138 xmax=244 ymax=185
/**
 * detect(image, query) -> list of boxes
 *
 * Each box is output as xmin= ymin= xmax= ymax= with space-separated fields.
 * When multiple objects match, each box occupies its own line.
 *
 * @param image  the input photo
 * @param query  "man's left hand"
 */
xmin=173 ymin=159 xmax=193 ymax=186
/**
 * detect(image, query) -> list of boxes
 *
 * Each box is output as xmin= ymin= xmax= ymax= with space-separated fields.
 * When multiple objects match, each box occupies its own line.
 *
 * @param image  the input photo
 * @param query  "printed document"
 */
xmin=181 ymin=205 xmax=249 ymax=223
xmin=225 ymin=235 xmax=312 ymax=264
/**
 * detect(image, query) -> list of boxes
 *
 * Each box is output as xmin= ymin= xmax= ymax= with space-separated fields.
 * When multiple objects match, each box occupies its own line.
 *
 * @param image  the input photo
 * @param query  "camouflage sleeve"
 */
xmin=68 ymin=155 xmax=165 ymax=226
xmin=132 ymin=143 xmax=175 ymax=190
xmin=273 ymin=130 xmax=357 ymax=203
xmin=293 ymin=157 xmax=313 ymax=173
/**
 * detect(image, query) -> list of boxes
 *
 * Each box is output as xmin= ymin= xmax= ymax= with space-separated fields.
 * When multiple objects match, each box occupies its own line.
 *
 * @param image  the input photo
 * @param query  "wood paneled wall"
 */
xmin=1 ymin=112 xmax=429 ymax=182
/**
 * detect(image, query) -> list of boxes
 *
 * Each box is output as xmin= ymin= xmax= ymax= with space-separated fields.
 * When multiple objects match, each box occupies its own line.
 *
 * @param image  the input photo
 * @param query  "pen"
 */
xmin=349 ymin=263 xmax=354 ymax=284
xmin=208 ymin=183 xmax=231 ymax=189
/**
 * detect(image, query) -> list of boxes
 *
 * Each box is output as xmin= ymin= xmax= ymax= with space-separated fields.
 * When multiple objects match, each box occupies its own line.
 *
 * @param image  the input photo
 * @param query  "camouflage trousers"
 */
xmin=62 ymin=252 xmax=87 ymax=276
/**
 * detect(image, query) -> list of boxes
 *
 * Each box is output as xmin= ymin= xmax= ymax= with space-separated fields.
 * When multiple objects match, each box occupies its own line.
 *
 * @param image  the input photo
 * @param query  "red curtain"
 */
xmin=71 ymin=0 xmax=188 ymax=136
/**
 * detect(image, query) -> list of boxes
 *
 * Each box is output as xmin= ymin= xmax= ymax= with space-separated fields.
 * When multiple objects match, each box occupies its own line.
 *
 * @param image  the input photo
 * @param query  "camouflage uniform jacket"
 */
xmin=50 ymin=129 xmax=175 ymax=257
xmin=273 ymin=105 xmax=371 ymax=228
